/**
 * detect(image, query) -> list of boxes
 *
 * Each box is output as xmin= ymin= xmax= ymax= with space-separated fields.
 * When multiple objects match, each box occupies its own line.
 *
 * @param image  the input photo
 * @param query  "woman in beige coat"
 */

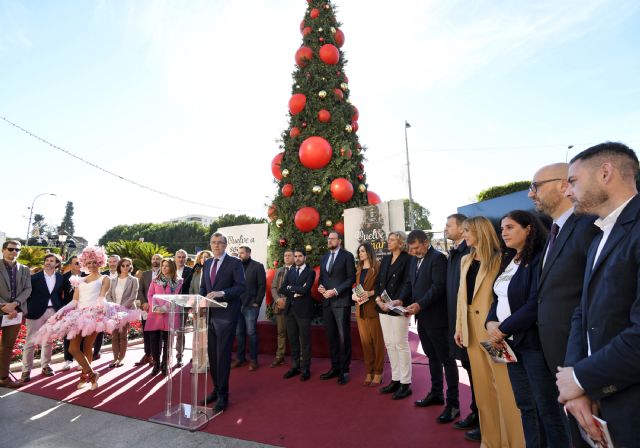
xmin=454 ymin=217 xmax=524 ymax=448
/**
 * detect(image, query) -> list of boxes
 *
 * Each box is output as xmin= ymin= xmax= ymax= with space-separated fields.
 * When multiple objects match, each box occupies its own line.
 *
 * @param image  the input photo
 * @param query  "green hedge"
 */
xmin=477 ymin=181 xmax=530 ymax=202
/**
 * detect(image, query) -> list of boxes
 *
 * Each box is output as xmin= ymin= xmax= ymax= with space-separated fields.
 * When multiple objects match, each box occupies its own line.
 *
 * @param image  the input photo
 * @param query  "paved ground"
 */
xmin=0 ymin=387 xmax=275 ymax=448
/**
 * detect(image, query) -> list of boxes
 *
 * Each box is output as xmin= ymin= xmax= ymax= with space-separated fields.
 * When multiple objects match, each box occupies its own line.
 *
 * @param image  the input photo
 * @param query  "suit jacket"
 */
xmin=537 ymin=213 xmax=598 ymax=372
xmin=446 ymin=241 xmax=470 ymax=356
xmin=26 ymin=270 xmax=64 ymax=319
xmin=239 ymin=258 xmax=266 ymax=308
xmin=106 ymin=275 xmax=139 ymax=309
xmin=279 ymin=265 xmax=316 ymax=319
xmin=179 ymin=265 xmax=194 ymax=294
xmin=0 ymin=261 xmax=31 ymax=315
xmin=271 ymin=265 xmax=292 ymax=315
xmin=375 ymin=251 xmax=411 ymax=316
xmin=319 ymin=248 xmax=356 ymax=308
xmin=62 ymin=271 xmax=87 ymax=305
xmin=565 ymin=195 xmax=640 ymax=445
xmin=487 ymin=252 xmax=542 ymax=350
xmin=200 ymin=254 xmax=246 ymax=321
xmin=399 ymin=247 xmax=448 ymax=328
xmin=137 ymin=269 xmax=158 ymax=307
xmin=355 ymin=261 xmax=380 ymax=319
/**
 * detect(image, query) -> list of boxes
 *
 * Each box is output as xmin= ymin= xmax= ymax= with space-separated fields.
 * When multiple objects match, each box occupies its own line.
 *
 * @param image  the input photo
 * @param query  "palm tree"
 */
xmin=105 ymin=240 xmax=171 ymax=272
xmin=17 ymin=247 xmax=51 ymax=268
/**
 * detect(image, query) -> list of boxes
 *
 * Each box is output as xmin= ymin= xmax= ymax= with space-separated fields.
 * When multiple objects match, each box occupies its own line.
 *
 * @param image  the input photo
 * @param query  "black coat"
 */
xmin=319 ymin=248 xmax=356 ymax=308
xmin=26 ymin=271 xmax=64 ymax=319
xmin=239 ymin=259 xmax=266 ymax=308
xmin=446 ymin=241 xmax=470 ymax=358
xmin=537 ymin=213 xmax=598 ymax=372
xmin=375 ymin=251 xmax=411 ymax=316
xmin=279 ymin=265 xmax=316 ymax=319
xmin=565 ymin=194 xmax=640 ymax=447
xmin=180 ymin=266 xmax=194 ymax=294
xmin=399 ymin=247 xmax=448 ymax=329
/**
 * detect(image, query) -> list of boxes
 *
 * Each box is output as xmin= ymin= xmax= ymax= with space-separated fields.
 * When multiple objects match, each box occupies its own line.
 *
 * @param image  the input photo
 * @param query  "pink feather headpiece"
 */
xmin=78 ymin=246 xmax=107 ymax=268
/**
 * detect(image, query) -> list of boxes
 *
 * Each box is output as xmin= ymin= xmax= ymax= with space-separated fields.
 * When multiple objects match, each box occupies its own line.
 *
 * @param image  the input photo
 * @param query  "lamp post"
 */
xmin=25 ymin=193 xmax=56 ymax=246
xmin=58 ymin=228 xmax=68 ymax=261
xmin=404 ymin=121 xmax=415 ymax=229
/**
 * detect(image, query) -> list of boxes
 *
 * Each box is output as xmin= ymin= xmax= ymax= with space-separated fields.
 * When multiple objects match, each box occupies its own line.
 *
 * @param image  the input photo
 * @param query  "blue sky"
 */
xmin=1 ymin=0 xmax=639 ymax=245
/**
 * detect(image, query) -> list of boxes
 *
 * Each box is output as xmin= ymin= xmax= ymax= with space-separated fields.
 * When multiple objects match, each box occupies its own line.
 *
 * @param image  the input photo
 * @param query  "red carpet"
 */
xmin=18 ymin=332 xmax=473 ymax=448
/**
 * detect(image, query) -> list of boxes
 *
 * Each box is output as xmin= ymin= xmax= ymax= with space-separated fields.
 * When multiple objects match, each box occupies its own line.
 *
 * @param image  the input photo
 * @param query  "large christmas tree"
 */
xmin=268 ymin=0 xmax=379 ymax=268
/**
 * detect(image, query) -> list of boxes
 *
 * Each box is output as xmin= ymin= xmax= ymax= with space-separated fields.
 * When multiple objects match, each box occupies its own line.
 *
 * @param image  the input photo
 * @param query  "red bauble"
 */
xmin=301 ymin=121 xmax=307 ymax=128
xmin=273 ymin=260 xmax=279 ymax=267
xmin=289 ymin=93 xmax=307 ymax=115
xmin=334 ymin=221 xmax=345 ymax=235
xmin=352 ymin=105 xmax=359 ymax=121
xmin=334 ymin=28 xmax=345 ymax=47
xmin=357 ymin=173 xmax=364 ymax=181
xmin=367 ymin=191 xmax=382 ymax=205
xmin=319 ymin=44 xmax=339 ymax=65
xmin=290 ymin=127 xmax=301 ymax=138
xmin=318 ymin=109 xmax=331 ymax=123
xmin=351 ymin=121 xmax=359 ymax=132
xmin=299 ymin=20 xmax=305 ymax=32
xmin=299 ymin=136 xmax=332 ymax=169
xmin=282 ymin=183 xmax=294 ymax=197
xmin=322 ymin=230 xmax=329 ymax=236
xmin=310 ymin=8 xmax=319 ymax=19
xmin=359 ymin=163 xmax=365 ymax=170
xmin=295 ymin=46 xmax=313 ymax=67
xmin=267 ymin=204 xmax=276 ymax=221
xmin=311 ymin=266 xmax=323 ymax=302
xmin=334 ymin=88 xmax=344 ymax=101
xmin=271 ymin=153 xmax=283 ymax=180
xmin=279 ymin=238 xmax=288 ymax=247
xmin=294 ymin=207 xmax=320 ymax=233
xmin=302 ymin=26 xmax=312 ymax=36
xmin=265 ymin=268 xmax=276 ymax=305
xmin=344 ymin=75 xmax=349 ymax=83
xmin=330 ymin=178 xmax=354 ymax=203
xmin=319 ymin=37 xmax=324 ymax=42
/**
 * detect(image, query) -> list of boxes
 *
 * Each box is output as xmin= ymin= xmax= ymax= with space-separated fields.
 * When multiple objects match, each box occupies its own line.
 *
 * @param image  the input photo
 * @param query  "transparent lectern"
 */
xmin=148 ymin=294 xmax=227 ymax=430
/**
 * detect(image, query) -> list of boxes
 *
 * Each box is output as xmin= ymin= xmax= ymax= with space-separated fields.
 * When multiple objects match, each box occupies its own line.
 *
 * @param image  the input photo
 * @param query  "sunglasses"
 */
xmin=6 ymin=247 xmax=21 ymax=252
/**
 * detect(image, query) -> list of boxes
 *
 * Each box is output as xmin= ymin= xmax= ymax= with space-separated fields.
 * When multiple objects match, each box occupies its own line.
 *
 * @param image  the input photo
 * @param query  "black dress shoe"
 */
xmin=214 ymin=396 xmax=228 ymax=413
xmin=337 ymin=372 xmax=349 ymax=385
xmin=160 ymin=363 xmax=168 ymax=376
xmin=392 ymin=383 xmax=412 ymax=400
xmin=283 ymin=368 xmax=301 ymax=379
xmin=320 ymin=369 xmax=340 ymax=380
xmin=454 ymin=412 xmax=479 ymax=430
xmin=300 ymin=369 xmax=310 ymax=381
xmin=199 ymin=391 xmax=218 ymax=406
xmin=380 ymin=380 xmax=400 ymax=394
xmin=415 ymin=392 xmax=444 ymax=407
xmin=150 ymin=364 xmax=160 ymax=376
xmin=437 ymin=405 xmax=460 ymax=423
xmin=464 ymin=427 xmax=481 ymax=443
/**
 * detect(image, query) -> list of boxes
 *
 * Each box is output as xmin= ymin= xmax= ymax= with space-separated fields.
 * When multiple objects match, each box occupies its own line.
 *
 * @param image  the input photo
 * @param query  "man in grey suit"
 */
xmin=557 ymin=142 xmax=640 ymax=447
xmin=269 ymin=249 xmax=294 ymax=367
xmin=0 ymin=240 xmax=32 ymax=388
xmin=529 ymin=162 xmax=598 ymax=447
xmin=135 ymin=253 xmax=163 ymax=366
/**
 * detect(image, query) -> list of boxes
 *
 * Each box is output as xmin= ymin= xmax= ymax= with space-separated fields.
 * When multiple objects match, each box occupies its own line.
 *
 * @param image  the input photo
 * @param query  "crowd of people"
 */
xmin=1 ymin=141 xmax=639 ymax=447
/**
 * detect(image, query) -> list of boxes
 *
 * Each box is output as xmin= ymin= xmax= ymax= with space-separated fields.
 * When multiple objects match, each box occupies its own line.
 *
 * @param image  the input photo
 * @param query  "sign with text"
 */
xmin=217 ymin=223 xmax=269 ymax=267
xmin=344 ymin=200 xmax=405 ymax=259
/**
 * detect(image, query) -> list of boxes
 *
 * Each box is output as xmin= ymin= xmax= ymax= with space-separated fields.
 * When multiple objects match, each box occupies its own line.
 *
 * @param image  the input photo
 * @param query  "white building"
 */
xmin=167 ymin=214 xmax=215 ymax=227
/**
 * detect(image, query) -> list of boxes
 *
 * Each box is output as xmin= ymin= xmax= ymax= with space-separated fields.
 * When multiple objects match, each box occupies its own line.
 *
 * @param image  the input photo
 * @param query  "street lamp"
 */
xmin=404 ymin=121 xmax=415 ymax=229
xmin=25 ymin=193 xmax=56 ymax=246
xmin=58 ymin=228 xmax=68 ymax=261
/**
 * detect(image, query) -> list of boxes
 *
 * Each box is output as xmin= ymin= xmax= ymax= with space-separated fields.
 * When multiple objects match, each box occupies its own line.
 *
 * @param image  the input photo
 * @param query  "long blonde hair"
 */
xmin=463 ymin=216 xmax=501 ymax=270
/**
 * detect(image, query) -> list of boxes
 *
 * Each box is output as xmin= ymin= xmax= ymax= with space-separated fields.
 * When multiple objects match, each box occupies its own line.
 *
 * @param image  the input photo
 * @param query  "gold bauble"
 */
xmin=325 ymin=220 xmax=333 ymax=227
xmin=282 ymin=169 xmax=290 ymax=178
xmin=345 ymin=124 xmax=353 ymax=133
xmin=305 ymin=244 xmax=313 ymax=252
xmin=359 ymin=184 xmax=366 ymax=193
xmin=318 ymin=27 xmax=323 ymax=32
xmin=276 ymin=219 xmax=284 ymax=228
xmin=318 ymin=90 xmax=327 ymax=99
xmin=330 ymin=27 xmax=336 ymax=33
xmin=312 ymin=185 xmax=322 ymax=194
xmin=267 ymin=240 xmax=272 ymax=246
xmin=340 ymin=82 xmax=348 ymax=91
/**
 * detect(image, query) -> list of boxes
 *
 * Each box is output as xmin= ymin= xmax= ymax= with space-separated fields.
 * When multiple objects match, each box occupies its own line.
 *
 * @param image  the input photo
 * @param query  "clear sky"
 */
xmin=1 ymin=0 xmax=639 ymax=245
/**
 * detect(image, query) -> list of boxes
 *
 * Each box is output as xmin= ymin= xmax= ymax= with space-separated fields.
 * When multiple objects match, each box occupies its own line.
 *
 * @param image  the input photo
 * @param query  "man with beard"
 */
xmin=135 ymin=253 xmax=164 ymax=366
xmin=529 ymin=162 xmax=598 ymax=446
xmin=557 ymin=142 xmax=640 ymax=447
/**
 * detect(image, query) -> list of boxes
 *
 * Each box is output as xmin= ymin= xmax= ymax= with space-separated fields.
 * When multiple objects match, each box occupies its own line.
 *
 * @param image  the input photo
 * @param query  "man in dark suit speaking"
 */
xmin=318 ymin=231 xmax=356 ymax=385
xmin=557 ymin=142 xmax=640 ymax=447
xmin=199 ymin=232 xmax=245 ymax=413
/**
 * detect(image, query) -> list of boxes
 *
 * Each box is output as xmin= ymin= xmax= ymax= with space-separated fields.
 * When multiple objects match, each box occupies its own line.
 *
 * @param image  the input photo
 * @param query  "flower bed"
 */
xmin=0 ymin=320 xmax=144 ymax=364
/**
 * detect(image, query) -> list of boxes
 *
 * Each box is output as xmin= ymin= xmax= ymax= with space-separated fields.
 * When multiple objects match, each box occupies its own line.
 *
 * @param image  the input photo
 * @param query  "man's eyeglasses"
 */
xmin=529 ymin=178 xmax=563 ymax=193
xmin=6 ymin=247 xmax=20 ymax=252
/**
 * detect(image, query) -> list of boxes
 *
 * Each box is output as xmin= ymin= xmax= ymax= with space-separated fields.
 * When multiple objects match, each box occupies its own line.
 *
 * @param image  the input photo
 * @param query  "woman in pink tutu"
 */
xmin=146 ymin=258 xmax=183 ymax=376
xmin=37 ymin=247 xmax=139 ymax=390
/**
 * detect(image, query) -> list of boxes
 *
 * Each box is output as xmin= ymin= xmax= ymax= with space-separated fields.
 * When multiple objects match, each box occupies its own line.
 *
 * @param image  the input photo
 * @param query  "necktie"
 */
xmin=296 ymin=267 xmax=301 ymax=280
xmin=209 ymin=258 xmax=219 ymax=288
xmin=327 ymin=252 xmax=335 ymax=274
xmin=547 ymin=223 xmax=560 ymax=253
xmin=415 ymin=258 xmax=423 ymax=277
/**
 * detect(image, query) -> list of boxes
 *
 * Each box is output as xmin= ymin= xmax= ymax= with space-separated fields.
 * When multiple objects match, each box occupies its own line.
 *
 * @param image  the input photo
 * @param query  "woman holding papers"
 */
xmin=352 ymin=242 xmax=384 ymax=386
xmin=486 ymin=210 xmax=569 ymax=447
xmin=454 ymin=217 xmax=524 ymax=447
xmin=374 ymin=231 xmax=413 ymax=399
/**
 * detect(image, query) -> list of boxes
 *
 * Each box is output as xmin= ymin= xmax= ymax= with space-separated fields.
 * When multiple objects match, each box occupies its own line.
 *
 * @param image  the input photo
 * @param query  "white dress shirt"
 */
xmin=44 ymin=271 xmax=56 ymax=306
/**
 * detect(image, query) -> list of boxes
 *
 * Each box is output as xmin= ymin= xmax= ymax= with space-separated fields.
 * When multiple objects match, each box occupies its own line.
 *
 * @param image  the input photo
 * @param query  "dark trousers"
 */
xmin=322 ymin=305 xmax=351 ymax=373
xmin=236 ymin=306 xmax=259 ymax=362
xmin=174 ymin=311 xmax=187 ymax=359
xmin=418 ymin=322 xmax=459 ymax=407
xmin=460 ymin=357 xmax=478 ymax=414
xmin=141 ymin=318 xmax=151 ymax=356
xmin=207 ymin=316 xmax=239 ymax=397
xmin=93 ymin=332 xmax=104 ymax=357
xmin=286 ymin=311 xmax=311 ymax=370
xmin=148 ymin=330 xmax=169 ymax=366
xmin=507 ymin=348 xmax=571 ymax=448
xmin=63 ymin=338 xmax=73 ymax=362
xmin=0 ymin=323 xmax=20 ymax=379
